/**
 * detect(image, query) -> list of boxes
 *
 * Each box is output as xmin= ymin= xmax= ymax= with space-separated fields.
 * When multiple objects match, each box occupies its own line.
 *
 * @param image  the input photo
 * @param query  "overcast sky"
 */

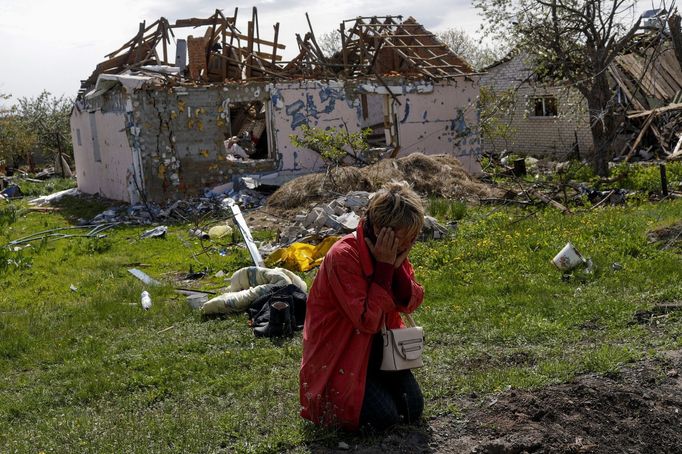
xmin=0 ymin=0 xmax=484 ymax=106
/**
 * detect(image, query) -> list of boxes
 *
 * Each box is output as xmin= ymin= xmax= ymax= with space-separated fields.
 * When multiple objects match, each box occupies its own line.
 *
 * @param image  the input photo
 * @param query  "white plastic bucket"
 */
xmin=552 ymin=242 xmax=586 ymax=271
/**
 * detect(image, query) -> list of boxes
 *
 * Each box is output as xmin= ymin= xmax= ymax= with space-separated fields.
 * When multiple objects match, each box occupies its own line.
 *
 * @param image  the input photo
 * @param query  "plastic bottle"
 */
xmin=141 ymin=290 xmax=152 ymax=310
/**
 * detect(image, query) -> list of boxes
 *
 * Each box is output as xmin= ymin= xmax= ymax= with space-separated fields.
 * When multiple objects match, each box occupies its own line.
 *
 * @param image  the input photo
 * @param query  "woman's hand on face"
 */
xmin=365 ymin=227 xmax=399 ymax=264
xmin=394 ymin=246 xmax=412 ymax=268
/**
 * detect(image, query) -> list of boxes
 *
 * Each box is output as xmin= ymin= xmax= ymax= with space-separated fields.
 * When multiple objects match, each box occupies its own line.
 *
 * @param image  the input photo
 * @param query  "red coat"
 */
xmin=299 ymin=223 xmax=424 ymax=430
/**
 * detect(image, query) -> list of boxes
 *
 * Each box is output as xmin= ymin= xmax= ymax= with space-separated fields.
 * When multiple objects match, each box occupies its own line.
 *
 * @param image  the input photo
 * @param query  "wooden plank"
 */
xmin=246 ymin=20 xmax=254 ymax=78
xmin=305 ymin=12 xmax=327 ymax=63
xmin=173 ymin=17 xmax=231 ymax=28
xmin=214 ymin=53 xmax=283 ymax=78
xmin=229 ymin=7 xmax=239 ymax=48
xmin=271 ymin=23 xmax=279 ymax=64
xmin=221 ymin=29 xmax=285 ymax=49
xmin=253 ymin=7 xmax=261 ymax=54
xmin=340 ymin=22 xmax=348 ymax=76
xmin=624 ymin=112 xmax=655 ymax=161
xmin=221 ymin=26 xmax=227 ymax=81
xmin=159 ymin=19 xmax=168 ymax=65
xmin=627 ymin=103 xmax=682 ymax=118
xmin=105 ymin=19 xmax=160 ymax=58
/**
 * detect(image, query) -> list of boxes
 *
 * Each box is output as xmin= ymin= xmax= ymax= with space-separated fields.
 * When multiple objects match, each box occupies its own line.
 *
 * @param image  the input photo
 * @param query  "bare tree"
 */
xmin=436 ymin=28 xmax=506 ymax=70
xmin=317 ymin=30 xmax=342 ymax=58
xmin=475 ymin=0 xmax=647 ymax=176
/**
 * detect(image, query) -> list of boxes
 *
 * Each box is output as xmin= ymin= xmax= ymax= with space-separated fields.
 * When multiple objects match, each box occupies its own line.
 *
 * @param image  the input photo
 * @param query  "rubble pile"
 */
xmin=275 ymin=190 xmax=448 ymax=246
xmin=278 ymin=191 xmax=370 ymax=244
xmin=86 ymin=189 xmax=265 ymax=226
xmin=268 ymin=153 xmax=501 ymax=210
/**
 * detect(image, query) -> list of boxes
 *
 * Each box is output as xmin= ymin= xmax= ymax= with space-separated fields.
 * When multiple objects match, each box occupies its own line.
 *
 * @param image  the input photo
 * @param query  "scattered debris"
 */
xmin=69 ymin=284 xmax=78 ymax=292
xmin=28 ymin=188 xmax=80 ymax=206
xmin=140 ymin=225 xmax=168 ymax=239
xmin=201 ymin=266 xmax=306 ymax=315
xmin=265 ymin=236 xmax=341 ymax=272
xmin=128 ymin=268 xmax=161 ymax=286
xmin=422 ymin=216 xmax=449 ymax=240
xmin=208 ymin=224 xmax=233 ymax=240
xmin=552 ymin=242 xmax=586 ymax=272
xmin=186 ymin=293 xmax=209 ymax=309
xmin=226 ymin=199 xmax=265 ymax=267
xmin=647 ymin=221 xmax=682 ymax=252
xmin=0 ymin=184 xmax=22 ymax=199
xmin=189 ymin=228 xmax=210 ymax=240
xmin=141 ymin=290 xmax=152 ymax=310
xmin=5 ymin=224 xmax=116 ymax=248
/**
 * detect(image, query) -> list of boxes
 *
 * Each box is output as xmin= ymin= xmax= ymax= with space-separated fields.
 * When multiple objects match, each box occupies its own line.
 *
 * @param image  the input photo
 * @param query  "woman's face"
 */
xmin=373 ymin=225 xmax=418 ymax=255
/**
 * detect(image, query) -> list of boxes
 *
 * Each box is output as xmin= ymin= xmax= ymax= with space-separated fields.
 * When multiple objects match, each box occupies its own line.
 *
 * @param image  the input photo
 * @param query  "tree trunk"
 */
xmin=586 ymin=72 xmax=617 ymax=177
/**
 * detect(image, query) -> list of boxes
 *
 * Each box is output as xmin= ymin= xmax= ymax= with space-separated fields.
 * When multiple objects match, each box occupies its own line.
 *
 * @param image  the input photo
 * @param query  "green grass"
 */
xmin=427 ymin=197 xmax=467 ymax=222
xmin=1 ymin=197 xmax=681 ymax=452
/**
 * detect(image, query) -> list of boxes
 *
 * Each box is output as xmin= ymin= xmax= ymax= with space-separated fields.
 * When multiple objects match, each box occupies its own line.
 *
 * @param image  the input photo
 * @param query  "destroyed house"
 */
xmin=480 ymin=22 xmax=682 ymax=161
xmin=71 ymin=9 xmax=481 ymax=203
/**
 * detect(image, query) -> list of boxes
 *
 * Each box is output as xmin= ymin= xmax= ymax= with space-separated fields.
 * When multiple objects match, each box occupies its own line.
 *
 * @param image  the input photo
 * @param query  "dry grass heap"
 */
xmin=268 ymin=153 xmax=500 ymax=209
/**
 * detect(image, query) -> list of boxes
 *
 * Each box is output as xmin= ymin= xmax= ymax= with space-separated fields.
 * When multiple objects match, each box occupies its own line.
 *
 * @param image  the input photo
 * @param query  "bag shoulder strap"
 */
xmin=382 ymin=312 xmax=417 ymax=333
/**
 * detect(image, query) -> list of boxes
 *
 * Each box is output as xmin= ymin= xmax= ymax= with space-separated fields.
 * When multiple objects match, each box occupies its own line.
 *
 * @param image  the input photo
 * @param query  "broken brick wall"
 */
xmin=131 ymin=83 xmax=277 ymax=202
xmin=187 ymin=36 xmax=209 ymax=81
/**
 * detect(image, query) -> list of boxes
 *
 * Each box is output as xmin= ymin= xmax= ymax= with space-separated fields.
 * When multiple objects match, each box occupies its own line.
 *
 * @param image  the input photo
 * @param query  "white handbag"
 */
xmin=380 ymin=313 xmax=424 ymax=371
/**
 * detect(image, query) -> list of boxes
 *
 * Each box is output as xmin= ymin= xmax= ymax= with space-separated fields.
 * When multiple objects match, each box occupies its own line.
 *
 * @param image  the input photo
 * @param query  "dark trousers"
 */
xmin=359 ymin=359 xmax=424 ymax=431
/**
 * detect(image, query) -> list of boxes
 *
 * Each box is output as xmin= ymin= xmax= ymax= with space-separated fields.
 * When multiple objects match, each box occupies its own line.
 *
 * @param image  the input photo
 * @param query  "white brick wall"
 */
xmin=480 ymin=54 xmax=593 ymax=159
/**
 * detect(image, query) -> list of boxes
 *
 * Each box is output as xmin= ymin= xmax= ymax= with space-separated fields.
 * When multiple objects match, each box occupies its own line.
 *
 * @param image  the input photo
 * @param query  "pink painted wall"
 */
xmin=269 ymin=78 xmax=481 ymax=177
xmin=392 ymin=80 xmax=481 ymax=174
xmin=269 ymin=80 xmax=361 ymax=175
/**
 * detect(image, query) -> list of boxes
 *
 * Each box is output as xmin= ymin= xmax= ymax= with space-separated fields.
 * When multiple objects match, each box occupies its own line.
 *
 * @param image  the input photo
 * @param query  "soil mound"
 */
xmin=306 ymin=350 xmax=682 ymax=453
xmin=267 ymin=154 xmax=499 ymax=209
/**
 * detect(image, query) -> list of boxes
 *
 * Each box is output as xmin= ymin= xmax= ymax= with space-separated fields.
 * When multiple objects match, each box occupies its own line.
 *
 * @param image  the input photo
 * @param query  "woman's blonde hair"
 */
xmin=366 ymin=181 xmax=424 ymax=237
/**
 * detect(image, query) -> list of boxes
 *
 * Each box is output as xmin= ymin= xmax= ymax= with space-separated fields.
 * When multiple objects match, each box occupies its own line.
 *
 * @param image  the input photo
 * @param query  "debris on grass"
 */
xmin=552 ymin=242 xmax=587 ymax=272
xmin=200 ymin=266 xmax=307 ymax=315
xmin=141 ymin=290 xmax=152 ymax=310
xmin=29 ymin=188 xmax=80 ymax=206
xmin=140 ymin=225 xmax=168 ymax=239
xmin=5 ymin=223 xmax=117 ymax=247
xmin=128 ymin=268 xmax=161 ymax=286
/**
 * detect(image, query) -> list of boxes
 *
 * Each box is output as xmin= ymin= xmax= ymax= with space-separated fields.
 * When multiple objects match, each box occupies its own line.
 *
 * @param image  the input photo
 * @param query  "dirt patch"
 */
xmin=647 ymin=221 xmax=682 ymax=252
xmin=268 ymin=154 xmax=501 ymax=209
xmin=306 ymin=351 xmax=682 ymax=453
xmin=632 ymin=302 xmax=682 ymax=325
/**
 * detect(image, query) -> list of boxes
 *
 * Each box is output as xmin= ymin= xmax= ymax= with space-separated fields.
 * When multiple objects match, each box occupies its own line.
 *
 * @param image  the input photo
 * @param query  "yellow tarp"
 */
xmin=265 ymin=236 xmax=341 ymax=272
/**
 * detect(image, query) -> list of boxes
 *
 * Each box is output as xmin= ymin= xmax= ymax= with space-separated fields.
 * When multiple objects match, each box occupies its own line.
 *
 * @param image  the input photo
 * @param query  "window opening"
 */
xmin=225 ymin=100 xmax=269 ymax=160
xmin=532 ymin=96 xmax=558 ymax=117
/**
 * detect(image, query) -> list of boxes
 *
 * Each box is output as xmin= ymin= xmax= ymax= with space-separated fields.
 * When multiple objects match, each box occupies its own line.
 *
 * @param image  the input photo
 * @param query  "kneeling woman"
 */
xmin=299 ymin=182 xmax=425 ymax=431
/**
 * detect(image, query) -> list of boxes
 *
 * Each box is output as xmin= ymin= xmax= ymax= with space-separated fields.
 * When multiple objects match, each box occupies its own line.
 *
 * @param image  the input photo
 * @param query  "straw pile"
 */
xmin=267 ymin=153 xmax=500 ymax=209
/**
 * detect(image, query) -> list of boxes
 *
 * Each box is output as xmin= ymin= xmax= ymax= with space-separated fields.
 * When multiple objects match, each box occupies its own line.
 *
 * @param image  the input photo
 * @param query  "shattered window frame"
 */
xmin=530 ymin=96 xmax=558 ymax=118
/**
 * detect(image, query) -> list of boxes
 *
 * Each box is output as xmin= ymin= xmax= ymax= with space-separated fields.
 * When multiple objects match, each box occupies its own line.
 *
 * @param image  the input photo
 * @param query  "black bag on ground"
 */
xmin=248 ymin=284 xmax=307 ymax=338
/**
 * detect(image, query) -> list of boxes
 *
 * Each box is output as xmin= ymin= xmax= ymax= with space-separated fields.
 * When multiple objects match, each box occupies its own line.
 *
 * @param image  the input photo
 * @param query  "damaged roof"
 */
xmin=79 ymin=8 xmax=474 ymax=96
